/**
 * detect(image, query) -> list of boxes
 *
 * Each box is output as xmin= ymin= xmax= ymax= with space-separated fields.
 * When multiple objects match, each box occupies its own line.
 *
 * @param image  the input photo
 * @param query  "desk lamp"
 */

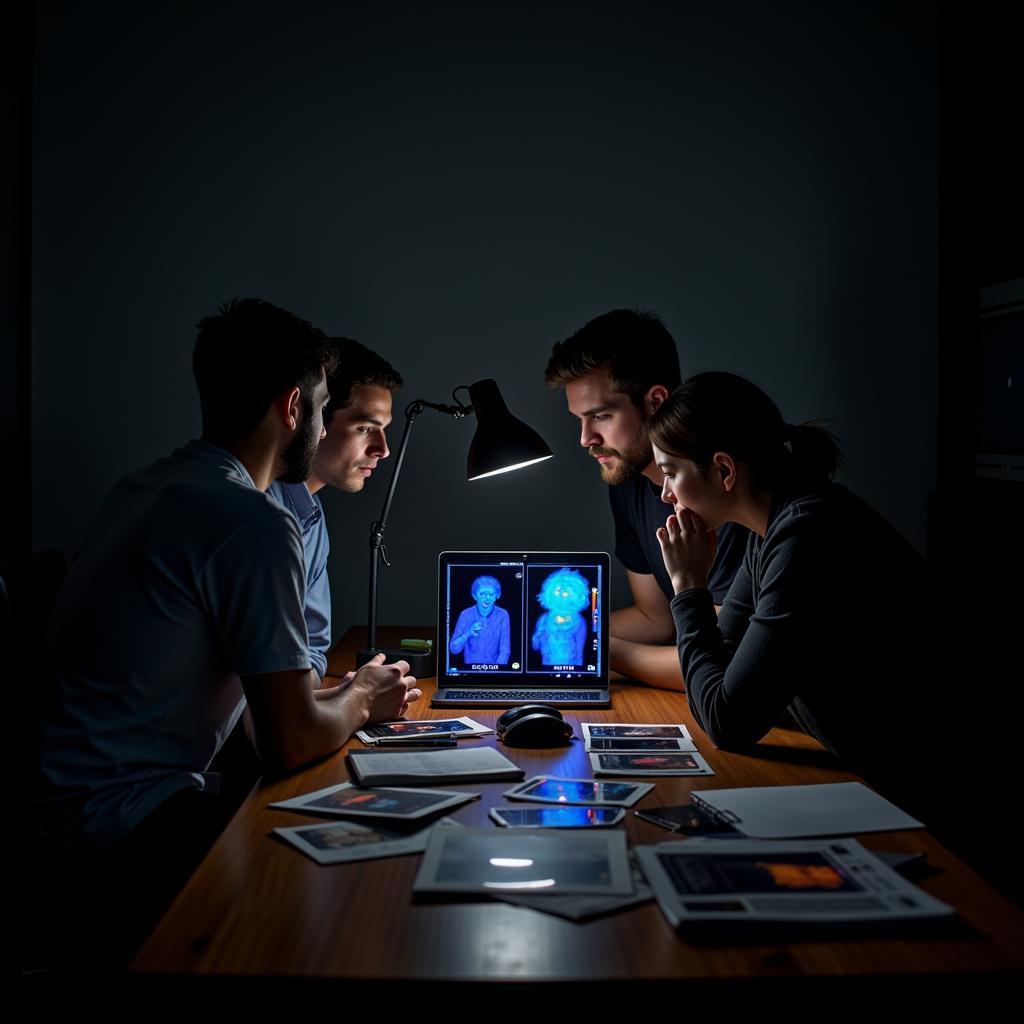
xmin=355 ymin=378 xmax=553 ymax=674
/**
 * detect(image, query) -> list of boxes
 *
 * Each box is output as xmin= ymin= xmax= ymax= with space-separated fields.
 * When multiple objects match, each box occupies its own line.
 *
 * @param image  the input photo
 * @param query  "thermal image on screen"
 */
xmin=532 ymin=568 xmax=590 ymax=665
xmin=441 ymin=553 xmax=604 ymax=679
xmin=448 ymin=575 xmax=512 ymax=665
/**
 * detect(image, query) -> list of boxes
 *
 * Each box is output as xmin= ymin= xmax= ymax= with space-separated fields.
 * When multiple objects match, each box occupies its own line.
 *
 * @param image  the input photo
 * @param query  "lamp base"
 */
xmin=356 ymin=646 xmax=437 ymax=679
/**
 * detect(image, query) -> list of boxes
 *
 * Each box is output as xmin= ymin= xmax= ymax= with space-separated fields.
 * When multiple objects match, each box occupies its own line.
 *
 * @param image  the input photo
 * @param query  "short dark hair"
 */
xmin=324 ymin=337 xmax=403 ymax=425
xmin=545 ymin=308 xmax=681 ymax=405
xmin=193 ymin=298 xmax=336 ymax=438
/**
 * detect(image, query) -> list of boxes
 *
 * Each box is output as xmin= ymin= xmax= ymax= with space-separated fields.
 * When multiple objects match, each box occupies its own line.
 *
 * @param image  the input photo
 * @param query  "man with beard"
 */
xmin=32 ymin=299 xmax=419 ymax=967
xmin=268 ymin=338 xmax=401 ymax=681
xmin=544 ymin=309 xmax=748 ymax=689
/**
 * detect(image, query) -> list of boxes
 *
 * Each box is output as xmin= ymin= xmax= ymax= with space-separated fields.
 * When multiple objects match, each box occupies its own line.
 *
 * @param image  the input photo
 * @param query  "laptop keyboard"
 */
xmin=440 ymin=689 xmax=606 ymax=702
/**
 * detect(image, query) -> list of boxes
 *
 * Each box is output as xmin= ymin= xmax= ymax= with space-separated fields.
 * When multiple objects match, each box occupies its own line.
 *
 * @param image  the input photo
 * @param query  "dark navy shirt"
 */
xmin=609 ymin=475 xmax=749 ymax=604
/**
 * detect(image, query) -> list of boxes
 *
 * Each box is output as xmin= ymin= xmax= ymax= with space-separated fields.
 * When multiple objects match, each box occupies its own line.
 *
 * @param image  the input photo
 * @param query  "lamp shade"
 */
xmin=466 ymin=378 xmax=553 ymax=480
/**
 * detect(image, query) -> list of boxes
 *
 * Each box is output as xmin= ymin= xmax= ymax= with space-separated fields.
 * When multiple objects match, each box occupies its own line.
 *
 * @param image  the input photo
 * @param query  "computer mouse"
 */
xmin=496 ymin=703 xmax=561 ymax=734
xmin=496 ymin=704 xmax=574 ymax=748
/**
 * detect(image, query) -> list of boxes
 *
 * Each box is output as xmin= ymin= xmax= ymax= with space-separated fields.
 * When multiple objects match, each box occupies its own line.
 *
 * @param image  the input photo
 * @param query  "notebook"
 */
xmin=432 ymin=550 xmax=612 ymax=708
xmin=346 ymin=744 xmax=525 ymax=787
xmin=689 ymin=782 xmax=925 ymax=838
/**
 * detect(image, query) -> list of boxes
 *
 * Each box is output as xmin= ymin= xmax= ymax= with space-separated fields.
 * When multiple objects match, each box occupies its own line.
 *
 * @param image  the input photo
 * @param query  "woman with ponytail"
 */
xmin=648 ymin=372 xmax=939 ymax=807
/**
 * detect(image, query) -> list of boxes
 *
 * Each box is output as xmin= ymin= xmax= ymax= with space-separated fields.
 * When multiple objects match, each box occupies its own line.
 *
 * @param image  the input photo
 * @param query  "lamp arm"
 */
xmin=366 ymin=396 xmax=474 ymax=652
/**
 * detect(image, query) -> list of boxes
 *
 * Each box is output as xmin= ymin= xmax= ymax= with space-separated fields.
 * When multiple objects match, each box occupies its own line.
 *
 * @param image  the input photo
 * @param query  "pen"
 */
xmin=359 ymin=739 xmax=458 ymax=750
xmin=368 ymin=741 xmax=456 ymax=749
xmin=375 ymin=733 xmax=455 ymax=744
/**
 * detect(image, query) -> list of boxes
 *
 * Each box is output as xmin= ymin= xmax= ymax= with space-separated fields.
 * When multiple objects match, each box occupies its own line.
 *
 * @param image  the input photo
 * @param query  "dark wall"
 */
xmin=2 ymin=5 xmax=32 ymax=560
xmin=31 ymin=0 xmax=938 ymax=634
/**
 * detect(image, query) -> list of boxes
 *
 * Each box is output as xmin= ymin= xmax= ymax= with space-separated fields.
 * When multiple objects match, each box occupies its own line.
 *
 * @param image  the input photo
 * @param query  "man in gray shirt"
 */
xmin=33 ymin=299 xmax=420 ymax=967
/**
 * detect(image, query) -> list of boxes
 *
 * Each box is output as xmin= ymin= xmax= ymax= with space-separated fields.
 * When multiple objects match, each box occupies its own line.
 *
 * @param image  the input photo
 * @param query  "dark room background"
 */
xmin=26 ymin=0 xmax=939 ymax=637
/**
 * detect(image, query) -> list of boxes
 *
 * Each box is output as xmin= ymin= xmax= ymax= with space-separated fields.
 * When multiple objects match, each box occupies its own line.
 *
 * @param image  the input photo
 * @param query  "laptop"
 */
xmin=432 ymin=550 xmax=612 ymax=708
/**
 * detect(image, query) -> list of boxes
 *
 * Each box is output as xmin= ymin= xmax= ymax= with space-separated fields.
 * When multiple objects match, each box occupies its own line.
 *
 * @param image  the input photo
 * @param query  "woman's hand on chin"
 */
xmin=657 ymin=507 xmax=717 ymax=594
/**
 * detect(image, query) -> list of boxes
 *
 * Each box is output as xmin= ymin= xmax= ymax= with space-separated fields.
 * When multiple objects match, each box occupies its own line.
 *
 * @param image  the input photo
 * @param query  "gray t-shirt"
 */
xmin=36 ymin=441 xmax=311 ymax=862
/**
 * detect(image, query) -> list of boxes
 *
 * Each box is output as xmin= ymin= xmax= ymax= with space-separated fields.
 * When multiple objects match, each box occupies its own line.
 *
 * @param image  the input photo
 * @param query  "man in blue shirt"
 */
xmin=449 ymin=575 xmax=512 ymax=666
xmin=268 ymin=339 xmax=402 ymax=679
xmin=544 ymin=309 xmax=749 ymax=690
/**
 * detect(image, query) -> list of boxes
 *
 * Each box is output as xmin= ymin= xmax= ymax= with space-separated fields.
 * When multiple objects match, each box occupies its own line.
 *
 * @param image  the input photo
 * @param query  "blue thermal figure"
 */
xmin=532 ymin=568 xmax=589 ymax=666
xmin=450 ymin=574 xmax=511 ymax=665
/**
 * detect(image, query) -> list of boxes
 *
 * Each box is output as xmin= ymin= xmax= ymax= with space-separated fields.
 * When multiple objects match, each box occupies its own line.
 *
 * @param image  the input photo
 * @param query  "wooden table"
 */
xmin=131 ymin=627 xmax=1024 ymax=996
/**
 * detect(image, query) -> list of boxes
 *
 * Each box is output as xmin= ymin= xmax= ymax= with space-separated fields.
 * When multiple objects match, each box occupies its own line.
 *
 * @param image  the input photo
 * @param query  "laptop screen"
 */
xmin=437 ymin=551 xmax=610 ymax=685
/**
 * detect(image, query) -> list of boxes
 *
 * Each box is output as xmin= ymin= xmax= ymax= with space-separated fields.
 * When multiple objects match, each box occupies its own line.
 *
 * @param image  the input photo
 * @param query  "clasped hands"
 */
xmin=656 ymin=507 xmax=718 ymax=596
xmin=319 ymin=653 xmax=421 ymax=719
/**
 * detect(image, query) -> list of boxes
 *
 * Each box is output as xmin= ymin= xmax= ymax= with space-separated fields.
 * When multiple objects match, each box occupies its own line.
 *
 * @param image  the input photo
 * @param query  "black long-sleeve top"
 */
xmin=671 ymin=484 xmax=941 ymax=794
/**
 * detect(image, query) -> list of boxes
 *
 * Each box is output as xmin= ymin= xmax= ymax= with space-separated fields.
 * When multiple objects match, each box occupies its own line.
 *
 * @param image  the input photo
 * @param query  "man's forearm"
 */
xmin=609 ymin=637 xmax=685 ymax=691
xmin=610 ymin=605 xmax=675 ymax=645
xmin=282 ymin=688 xmax=371 ymax=770
xmin=248 ymin=673 xmax=372 ymax=774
